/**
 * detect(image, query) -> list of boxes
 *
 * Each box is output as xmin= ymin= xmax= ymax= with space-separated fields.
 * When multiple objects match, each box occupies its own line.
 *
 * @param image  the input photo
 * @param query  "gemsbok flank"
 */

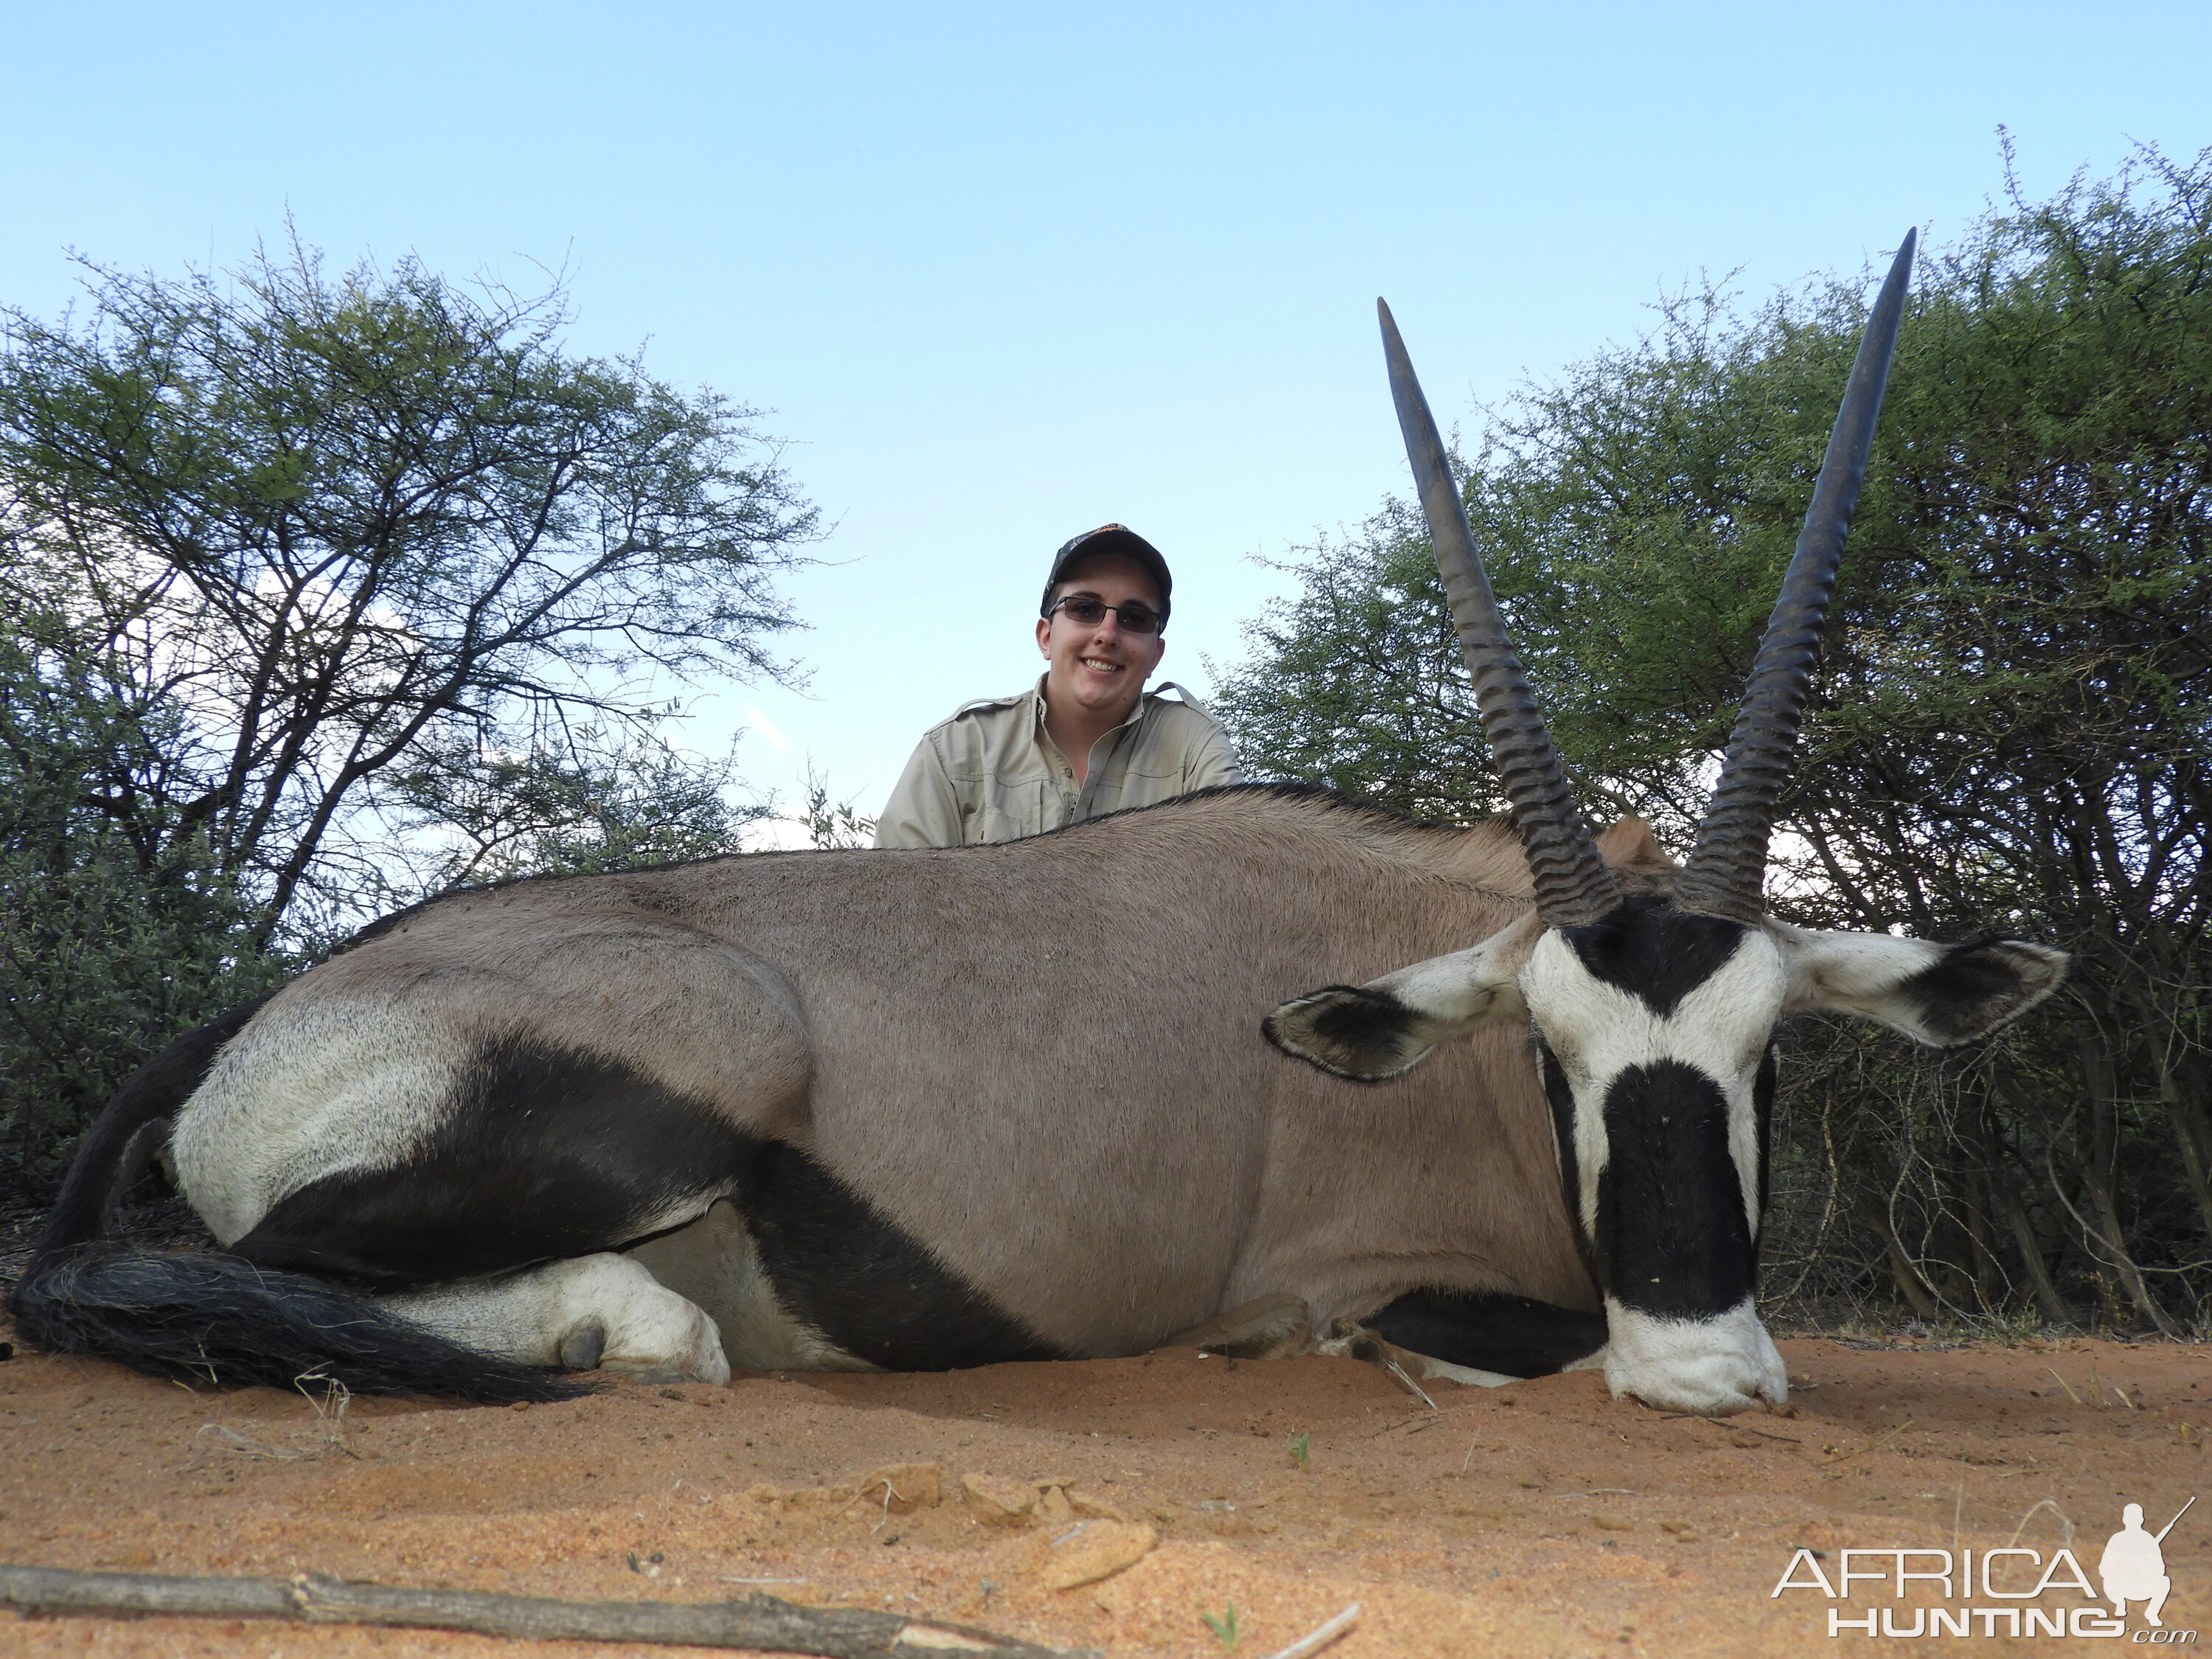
xmin=14 ymin=229 xmax=2065 ymax=1416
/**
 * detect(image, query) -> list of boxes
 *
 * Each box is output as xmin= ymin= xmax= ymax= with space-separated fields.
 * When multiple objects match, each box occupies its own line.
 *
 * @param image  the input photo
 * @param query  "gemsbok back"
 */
xmin=14 ymin=229 xmax=2065 ymax=1415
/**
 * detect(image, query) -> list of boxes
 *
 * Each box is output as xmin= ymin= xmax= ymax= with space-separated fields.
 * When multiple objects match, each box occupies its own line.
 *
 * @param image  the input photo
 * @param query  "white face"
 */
xmin=1517 ymin=912 xmax=1790 ymax=1413
xmin=1518 ymin=919 xmax=1785 ymax=1254
xmin=1512 ymin=902 xmax=1790 ymax=1413
xmin=1264 ymin=894 xmax=2067 ymax=1416
xmin=1034 ymin=552 xmax=1167 ymax=726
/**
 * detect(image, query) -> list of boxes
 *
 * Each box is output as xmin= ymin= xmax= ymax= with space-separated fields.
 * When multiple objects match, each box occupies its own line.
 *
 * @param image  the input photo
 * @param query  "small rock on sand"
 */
xmin=858 ymin=1462 xmax=943 ymax=1513
xmin=1066 ymin=1486 xmax=1131 ymax=1523
xmin=961 ymin=1472 xmax=1038 ymax=1526
xmin=1028 ymin=1519 xmax=1158 ymax=1590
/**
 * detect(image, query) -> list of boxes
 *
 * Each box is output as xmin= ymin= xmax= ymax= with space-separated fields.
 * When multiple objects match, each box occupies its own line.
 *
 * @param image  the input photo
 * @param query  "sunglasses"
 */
xmin=1046 ymin=595 xmax=1165 ymax=636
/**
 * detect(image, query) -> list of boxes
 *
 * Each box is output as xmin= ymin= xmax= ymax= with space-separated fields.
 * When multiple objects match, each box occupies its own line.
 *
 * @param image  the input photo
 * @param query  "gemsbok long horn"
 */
xmin=1379 ymin=298 xmax=1621 ymax=928
xmin=1672 ymin=230 xmax=1918 ymax=923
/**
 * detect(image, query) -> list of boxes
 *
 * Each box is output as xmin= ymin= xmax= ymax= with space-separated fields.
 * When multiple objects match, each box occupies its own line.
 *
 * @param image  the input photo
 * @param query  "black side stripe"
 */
xmin=233 ymin=1040 xmax=1064 ymax=1372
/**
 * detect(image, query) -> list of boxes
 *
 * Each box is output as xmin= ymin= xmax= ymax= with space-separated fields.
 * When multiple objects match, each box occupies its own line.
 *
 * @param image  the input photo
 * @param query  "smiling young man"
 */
xmin=873 ymin=524 xmax=1242 ymax=849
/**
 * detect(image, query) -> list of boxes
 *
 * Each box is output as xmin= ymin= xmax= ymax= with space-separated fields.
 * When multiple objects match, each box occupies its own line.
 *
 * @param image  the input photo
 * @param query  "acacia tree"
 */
xmin=1 ymin=237 xmax=813 ymax=942
xmin=1215 ymin=145 xmax=2212 ymax=1330
xmin=0 ymin=237 xmax=815 ymax=1185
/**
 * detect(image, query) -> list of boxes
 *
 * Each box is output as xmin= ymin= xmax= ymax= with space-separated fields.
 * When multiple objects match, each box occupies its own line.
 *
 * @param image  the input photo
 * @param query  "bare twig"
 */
xmin=1655 ymin=1416 xmax=1802 ymax=1444
xmin=2007 ymin=1498 xmax=2075 ymax=1550
xmin=1723 ymin=1422 xmax=1803 ymax=1444
xmin=1259 ymin=1602 xmax=1361 ymax=1659
xmin=0 ymin=1565 xmax=1096 ymax=1658
xmin=1818 ymin=1418 xmax=1916 ymax=1467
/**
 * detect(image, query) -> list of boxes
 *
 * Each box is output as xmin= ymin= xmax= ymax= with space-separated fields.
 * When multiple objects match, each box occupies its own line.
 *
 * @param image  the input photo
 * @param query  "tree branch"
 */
xmin=0 ymin=1565 xmax=1097 ymax=1658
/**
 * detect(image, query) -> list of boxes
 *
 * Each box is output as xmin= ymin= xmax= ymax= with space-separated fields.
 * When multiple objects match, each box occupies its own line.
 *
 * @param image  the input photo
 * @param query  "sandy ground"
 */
xmin=4 ymin=1322 xmax=2211 ymax=1658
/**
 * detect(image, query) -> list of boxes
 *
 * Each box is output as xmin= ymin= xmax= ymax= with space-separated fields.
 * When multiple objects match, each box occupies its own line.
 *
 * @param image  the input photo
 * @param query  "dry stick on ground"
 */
xmin=0 ymin=1565 xmax=1099 ymax=1658
xmin=1817 ymin=1417 xmax=1916 ymax=1468
xmin=1258 ymin=1602 xmax=1360 ymax=1659
xmin=1655 ymin=1415 xmax=1801 ymax=1445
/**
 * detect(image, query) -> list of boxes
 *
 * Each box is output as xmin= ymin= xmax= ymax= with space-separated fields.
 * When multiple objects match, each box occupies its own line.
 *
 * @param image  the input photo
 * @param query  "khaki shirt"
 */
xmin=874 ymin=678 xmax=1243 ymax=849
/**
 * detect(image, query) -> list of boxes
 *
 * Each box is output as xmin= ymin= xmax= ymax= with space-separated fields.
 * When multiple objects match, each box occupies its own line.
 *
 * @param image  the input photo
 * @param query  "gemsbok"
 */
xmin=14 ymin=229 xmax=2065 ymax=1415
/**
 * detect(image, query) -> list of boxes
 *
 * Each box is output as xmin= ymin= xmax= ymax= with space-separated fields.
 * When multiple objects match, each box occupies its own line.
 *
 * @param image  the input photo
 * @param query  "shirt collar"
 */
xmin=1028 ymin=673 xmax=1152 ymax=742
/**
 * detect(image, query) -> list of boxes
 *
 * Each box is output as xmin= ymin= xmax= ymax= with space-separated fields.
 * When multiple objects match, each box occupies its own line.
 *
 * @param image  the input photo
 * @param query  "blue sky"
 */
xmin=7 ymin=4 xmax=2208 ymax=827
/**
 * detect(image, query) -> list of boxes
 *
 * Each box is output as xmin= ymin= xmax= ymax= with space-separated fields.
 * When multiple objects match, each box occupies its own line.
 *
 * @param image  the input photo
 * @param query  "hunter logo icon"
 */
xmin=2101 ymin=1497 xmax=2192 ymax=1628
xmin=1770 ymin=1492 xmax=2199 ymax=1638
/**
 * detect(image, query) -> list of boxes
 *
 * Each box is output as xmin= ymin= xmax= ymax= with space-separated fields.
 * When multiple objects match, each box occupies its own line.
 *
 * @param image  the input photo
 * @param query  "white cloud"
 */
xmin=742 ymin=705 xmax=790 ymax=751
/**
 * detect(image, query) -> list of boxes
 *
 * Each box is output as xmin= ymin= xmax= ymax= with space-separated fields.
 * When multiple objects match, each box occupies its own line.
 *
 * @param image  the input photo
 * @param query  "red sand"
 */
xmin=4 ymin=1331 xmax=2208 ymax=1656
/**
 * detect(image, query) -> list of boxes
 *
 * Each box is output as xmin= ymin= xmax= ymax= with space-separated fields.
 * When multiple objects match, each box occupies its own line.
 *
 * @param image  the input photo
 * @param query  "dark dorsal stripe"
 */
xmin=1559 ymin=895 xmax=1750 ymax=1019
xmin=234 ymin=1040 xmax=1062 ymax=1371
xmin=1594 ymin=1060 xmax=1755 ymax=1318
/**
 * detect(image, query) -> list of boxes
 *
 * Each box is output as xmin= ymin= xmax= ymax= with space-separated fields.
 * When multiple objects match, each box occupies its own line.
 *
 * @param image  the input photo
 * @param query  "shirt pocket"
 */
xmin=974 ymin=777 xmax=1051 ymax=845
xmin=1110 ymin=752 xmax=1187 ymax=810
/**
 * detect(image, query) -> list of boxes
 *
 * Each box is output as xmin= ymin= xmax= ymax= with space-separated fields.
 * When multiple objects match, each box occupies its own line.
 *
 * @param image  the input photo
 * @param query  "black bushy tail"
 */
xmin=13 ymin=1242 xmax=585 ymax=1402
xmin=8 ymin=999 xmax=585 ymax=1404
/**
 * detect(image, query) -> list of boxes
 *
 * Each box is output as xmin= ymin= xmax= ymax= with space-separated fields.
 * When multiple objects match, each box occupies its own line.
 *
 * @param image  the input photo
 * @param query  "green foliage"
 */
xmin=0 ymin=229 xmax=815 ymax=945
xmin=1288 ymin=1430 xmax=1311 ymax=1471
xmin=0 ymin=232 xmax=815 ymax=1189
xmin=0 ymin=621 xmax=291 ymax=1187
xmin=1200 ymin=1601 xmax=1241 ymax=1649
xmin=1218 ymin=144 xmax=2212 ymax=1330
xmin=389 ymin=725 xmax=771 ymax=884
xmin=796 ymin=764 xmax=879 ymax=852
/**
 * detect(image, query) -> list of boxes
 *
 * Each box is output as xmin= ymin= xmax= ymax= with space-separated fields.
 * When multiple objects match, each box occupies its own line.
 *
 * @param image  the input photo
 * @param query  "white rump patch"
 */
xmin=173 ymin=1001 xmax=462 ymax=1243
xmin=1596 ymin=1296 xmax=1787 ymax=1416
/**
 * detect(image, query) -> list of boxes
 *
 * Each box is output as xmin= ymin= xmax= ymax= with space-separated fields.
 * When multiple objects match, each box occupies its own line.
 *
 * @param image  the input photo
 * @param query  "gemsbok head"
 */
xmin=1267 ymin=232 xmax=2068 ymax=1413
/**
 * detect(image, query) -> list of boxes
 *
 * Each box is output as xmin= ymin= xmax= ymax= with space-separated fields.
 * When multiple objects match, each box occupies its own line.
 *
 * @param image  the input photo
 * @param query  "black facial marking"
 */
xmin=1534 ymin=1034 xmax=1596 ymax=1274
xmin=1365 ymin=1288 xmax=1607 ymax=1378
xmin=1561 ymin=894 xmax=1750 ymax=1018
xmin=1593 ymin=1060 xmax=1755 ymax=1318
xmin=1754 ymin=1041 xmax=1778 ymax=1239
xmin=1264 ymin=984 xmax=1421 ymax=1081
xmin=233 ymin=1041 xmax=1062 ymax=1371
xmin=1898 ymin=937 xmax=2056 ymax=1046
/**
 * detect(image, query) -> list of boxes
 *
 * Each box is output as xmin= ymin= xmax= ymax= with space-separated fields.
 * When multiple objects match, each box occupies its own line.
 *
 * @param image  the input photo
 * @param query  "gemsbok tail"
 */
xmin=7 ymin=1000 xmax=585 ymax=1402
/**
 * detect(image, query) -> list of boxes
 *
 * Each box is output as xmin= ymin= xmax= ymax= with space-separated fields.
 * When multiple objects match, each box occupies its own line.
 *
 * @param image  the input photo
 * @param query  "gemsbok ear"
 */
xmin=1265 ymin=921 xmax=1537 ymax=1081
xmin=1778 ymin=925 xmax=2070 ymax=1048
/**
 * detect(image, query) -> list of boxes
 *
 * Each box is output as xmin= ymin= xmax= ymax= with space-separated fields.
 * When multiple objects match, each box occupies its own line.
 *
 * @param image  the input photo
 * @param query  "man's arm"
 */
xmin=873 ymin=734 xmax=967 ymax=849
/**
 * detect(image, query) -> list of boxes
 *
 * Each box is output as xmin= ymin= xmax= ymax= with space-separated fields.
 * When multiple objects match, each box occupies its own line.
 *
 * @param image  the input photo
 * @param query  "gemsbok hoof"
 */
xmin=557 ymin=1318 xmax=607 ymax=1371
